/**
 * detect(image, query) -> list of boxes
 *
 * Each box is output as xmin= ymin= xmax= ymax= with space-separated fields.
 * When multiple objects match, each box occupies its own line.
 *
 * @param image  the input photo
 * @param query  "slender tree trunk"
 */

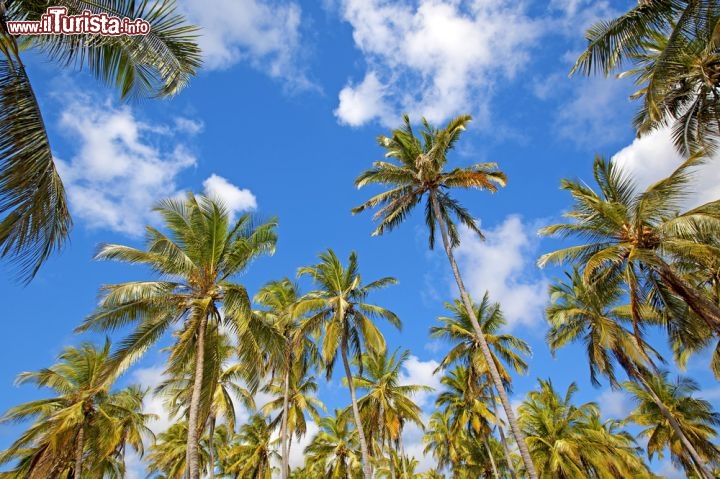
xmin=657 ymin=261 xmax=720 ymax=333
xmin=491 ymin=387 xmax=517 ymax=479
xmin=399 ymin=435 xmax=408 ymax=479
xmin=208 ymin=414 xmax=216 ymax=479
xmin=484 ymin=436 xmax=500 ymax=479
xmin=280 ymin=349 xmax=292 ymax=479
xmin=430 ymin=194 xmax=538 ymax=479
xmin=186 ymin=314 xmax=209 ymax=479
xmin=341 ymin=337 xmax=373 ymax=479
xmin=635 ymin=374 xmax=714 ymax=479
xmin=74 ymin=424 xmax=85 ymax=479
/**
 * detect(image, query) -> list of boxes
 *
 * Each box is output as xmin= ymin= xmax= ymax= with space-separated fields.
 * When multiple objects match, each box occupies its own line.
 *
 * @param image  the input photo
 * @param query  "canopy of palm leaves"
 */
xmin=519 ymin=379 xmax=653 ymax=479
xmin=76 ymin=193 xmax=279 ymax=479
xmin=303 ymin=411 xmax=362 ymax=479
xmin=0 ymin=0 xmax=202 ymax=282
xmin=571 ymin=0 xmax=720 ymax=154
xmin=539 ymin=155 xmax=720 ymax=336
xmin=624 ymin=372 xmax=720 ymax=475
xmin=146 ymin=421 xmax=211 ymax=479
xmin=0 ymin=341 xmax=155 ymax=478
xmin=220 ymin=414 xmax=278 ymax=479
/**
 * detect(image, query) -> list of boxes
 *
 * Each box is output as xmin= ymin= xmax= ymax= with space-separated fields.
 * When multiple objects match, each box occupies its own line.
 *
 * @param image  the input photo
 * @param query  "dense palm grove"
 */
xmin=2 ymin=0 xmax=720 ymax=478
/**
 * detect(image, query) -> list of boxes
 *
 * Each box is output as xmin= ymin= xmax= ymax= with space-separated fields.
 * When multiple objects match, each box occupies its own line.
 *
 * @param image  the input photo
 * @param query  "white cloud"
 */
xmin=174 ymin=117 xmax=205 ymax=135
xmin=203 ymin=174 xmax=257 ymax=218
xmin=455 ymin=215 xmax=548 ymax=330
xmin=399 ymin=355 xmax=441 ymax=409
xmin=55 ymin=94 xmax=197 ymax=236
xmin=597 ymin=388 xmax=632 ymax=420
xmin=548 ymin=0 xmax=616 ymax=37
xmin=179 ymin=0 xmax=312 ymax=89
xmin=335 ymin=0 xmax=542 ymax=126
xmin=131 ymin=366 xmax=176 ymax=436
xmin=612 ymin=127 xmax=720 ymax=208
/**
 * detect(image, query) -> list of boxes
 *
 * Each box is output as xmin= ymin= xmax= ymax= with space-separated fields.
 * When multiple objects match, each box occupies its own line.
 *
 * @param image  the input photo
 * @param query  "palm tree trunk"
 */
xmin=74 ymin=424 xmax=85 ymax=479
xmin=657 ymin=261 xmax=720 ymax=333
xmin=280 ymin=350 xmax=292 ymax=479
xmin=430 ymin=193 xmax=538 ymax=479
xmin=491 ymin=387 xmax=517 ymax=479
xmin=484 ymin=436 xmax=500 ymax=479
xmin=208 ymin=414 xmax=216 ymax=479
xmin=341 ymin=336 xmax=373 ymax=479
xmin=635 ymin=374 xmax=714 ymax=479
xmin=186 ymin=313 xmax=209 ymax=479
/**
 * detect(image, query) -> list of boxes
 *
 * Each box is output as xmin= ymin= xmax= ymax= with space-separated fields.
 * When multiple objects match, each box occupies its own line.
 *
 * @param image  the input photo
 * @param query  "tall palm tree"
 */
xmin=519 ymin=379 xmax=652 ymax=479
xmin=298 ymin=249 xmax=401 ymax=479
xmin=546 ymin=267 xmax=716 ymax=478
xmin=255 ymin=278 xmax=318 ymax=479
xmin=0 ymin=341 xmax=154 ymax=479
xmin=154 ymin=326 xmax=256 ymax=479
xmin=624 ymin=373 xmax=720 ymax=477
xmin=352 ymin=114 xmax=537 ymax=478
xmin=539 ymin=155 xmax=720 ymax=333
xmin=221 ymin=414 xmax=278 ymax=479
xmin=570 ymin=0 xmax=720 ymax=154
xmin=351 ymin=349 xmax=431 ymax=472
xmin=77 ymin=193 xmax=279 ymax=479
xmin=304 ymin=411 xmax=362 ymax=479
xmin=431 ymin=292 xmax=531 ymax=478
xmin=0 ymin=0 xmax=201 ymax=282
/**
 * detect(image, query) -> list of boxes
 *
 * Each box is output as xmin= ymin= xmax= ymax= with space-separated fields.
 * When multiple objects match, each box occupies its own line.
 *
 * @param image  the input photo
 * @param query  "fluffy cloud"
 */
xmin=454 ymin=215 xmax=548 ymax=330
xmin=178 ymin=0 xmax=312 ymax=89
xmin=612 ymin=127 xmax=720 ymax=208
xmin=399 ymin=355 xmax=441 ymax=408
xmin=55 ymin=95 xmax=198 ymax=236
xmin=335 ymin=0 xmax=542 ymax=126
xmin=203 ymin=174 xmax=257 ymax=219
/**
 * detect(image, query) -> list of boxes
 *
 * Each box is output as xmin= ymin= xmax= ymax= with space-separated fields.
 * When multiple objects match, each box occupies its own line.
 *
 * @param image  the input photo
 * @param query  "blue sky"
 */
xmin=1 ymin=0 xmax=719 ymax=477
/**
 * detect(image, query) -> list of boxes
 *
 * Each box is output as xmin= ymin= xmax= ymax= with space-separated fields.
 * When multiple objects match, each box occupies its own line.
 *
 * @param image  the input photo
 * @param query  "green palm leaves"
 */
xmin=571 ymin=0 xmax=720 ymax=154
xmin=78 ymin=193 xmax=277 ymax=479
xmin=0 ymin=341 xmax=155 ymax=479
xmin=0 ymin=0 xmax=201 ymax=283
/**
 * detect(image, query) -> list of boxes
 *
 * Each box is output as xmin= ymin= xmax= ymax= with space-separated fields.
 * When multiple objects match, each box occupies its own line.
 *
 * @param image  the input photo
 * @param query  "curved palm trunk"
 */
xmin=635 ymin=374 xmax=714 ymax=479
xmin=208 ymin=414 xmax=216 ymax=479
xmin=430 ymin=194 xmax=538 ymax=479
xmin=341 ymin=337 xmax=373 ymax=479
xmin=657 ymin=261 xmax=720 ymax=333
xmin=280 ymin=350 xmax=292 ymax=479
xmin=74 ymin=424 xmax=85 ymax=479
xmin=483 ymin=436 xmax=500 ymax=479
xmin=186 ymin=314 xmax=209 ymax=479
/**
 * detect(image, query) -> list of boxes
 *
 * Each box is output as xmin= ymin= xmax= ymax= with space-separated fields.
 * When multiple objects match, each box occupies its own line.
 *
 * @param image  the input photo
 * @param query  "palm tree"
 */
xmin=146 ymin=421 xmax=211 ymax=479
xmin=0 ymin=0 xmax=201 ymax=282
xmin=304 ymin=411 xmax=362 ymax=479
xmin=352 ymin=114 xmax=537 ymax=478
xmin=518 ymin=379 xmax=652 ymax=479
xmin=255 ymin=278 xmax=319 ymax=479
xmin=431 ymin=292 xmax=531 ymax=478
xmin=298 ymin=249 xmax=401 ymax=479
xmin=262 ymin=361 xmax=325 ymax=474
xmin=351 ymin=349 xmax=431 ymax=473
xmin=546 ymin=267 xmax=717 ymax=478
xmin=624 ymin=373 xmax=720 ymax=477
xmin=539 ymin=155 xmax=720 ymax=334
xmin=154 ymin=326 xmax=256 ymax=479
xmin=0 ymin=341 xmax=154 ymax=479
xmin=422 ymin=410 xmax=462 ymax=476
xmin=221 ymin=414 xmax=278 ymax=479
xmin=77 ymin=193 xmax=279 ymax=479
xmin=570 ymin=0 xmax=720 ymax=154
xmin=436 ymin=366 xmax=498 ymax=478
